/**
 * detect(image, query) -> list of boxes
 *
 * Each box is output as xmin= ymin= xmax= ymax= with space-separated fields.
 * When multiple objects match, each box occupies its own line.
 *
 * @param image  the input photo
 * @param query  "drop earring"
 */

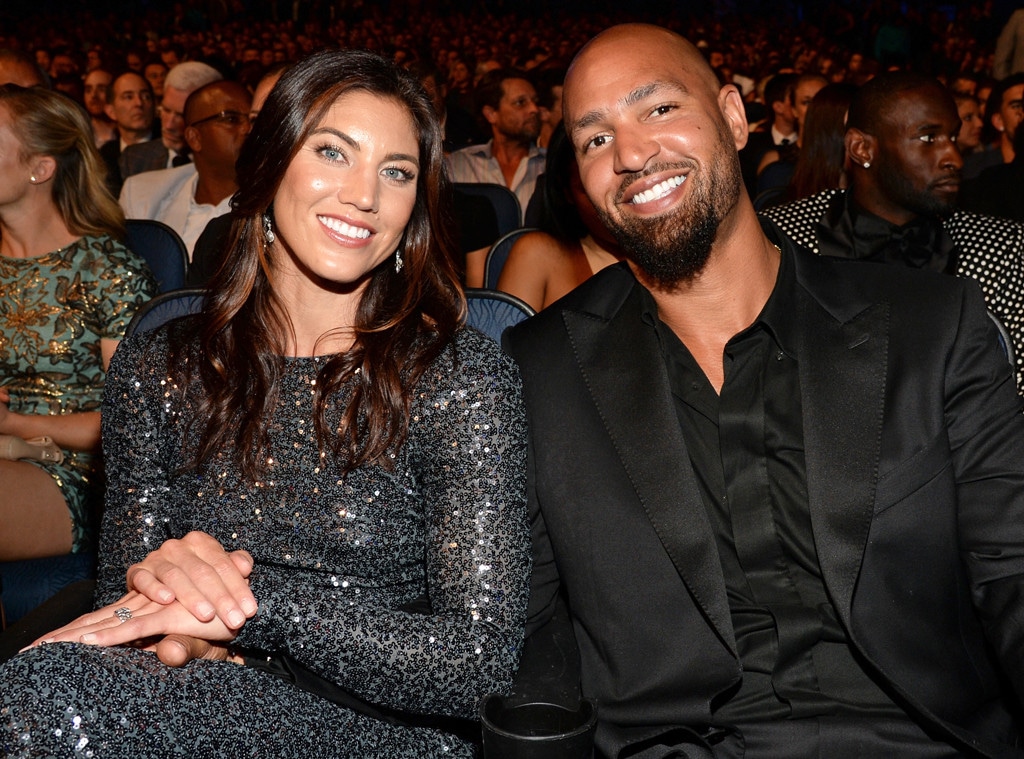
xmin=394 ymin=249 xmax=404 ymax=273
xmin=262 ymin=213 xmax=275 ymax=245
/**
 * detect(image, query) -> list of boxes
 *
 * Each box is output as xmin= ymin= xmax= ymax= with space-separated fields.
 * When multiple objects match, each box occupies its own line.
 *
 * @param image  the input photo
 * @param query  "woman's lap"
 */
xmin=0 ymin=643 xmax=474 ymax=758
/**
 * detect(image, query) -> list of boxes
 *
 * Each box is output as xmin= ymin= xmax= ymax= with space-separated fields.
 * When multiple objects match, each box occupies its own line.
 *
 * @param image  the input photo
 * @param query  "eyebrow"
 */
xmin=311 ymin=126 xmax=420 ymax=166
xmin=569 ymin=80 xmax=686 ymax=139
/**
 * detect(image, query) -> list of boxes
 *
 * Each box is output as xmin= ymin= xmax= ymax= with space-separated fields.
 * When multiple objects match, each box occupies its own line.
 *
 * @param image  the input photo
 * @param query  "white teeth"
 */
xmin=631 ymin=175 xmax=686 ymax=205
xmin=318 ymin=215 xmax=371 ymax=239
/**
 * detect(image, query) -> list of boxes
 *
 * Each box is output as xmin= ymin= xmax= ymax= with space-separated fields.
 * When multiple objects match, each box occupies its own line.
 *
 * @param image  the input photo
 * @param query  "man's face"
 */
xmin=564 ymin=26 xmax=744 ymax=288
xmin=995 ymin=83 xmax=1024 ymax=145
xmin=186 ymin=84 xmax=252 ymax=173
xmin=145 ymin=63 xmax=166 ymax=96
xmin=489 ymin=77 xmax=540 ymax=143
xmin=106 ymin=73 xmax=154 ymax=133
xmin=83 ymin=69 xmax=112 ymax=117
xmin=874 ymin=86 xmax=962 ymax=218
xmin=160 ymin=86 xmax=189 ymax=151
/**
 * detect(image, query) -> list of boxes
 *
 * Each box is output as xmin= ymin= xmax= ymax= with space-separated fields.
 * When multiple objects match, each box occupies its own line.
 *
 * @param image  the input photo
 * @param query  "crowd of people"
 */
xmin=3 ymin=1 xmax=1024 ymax=756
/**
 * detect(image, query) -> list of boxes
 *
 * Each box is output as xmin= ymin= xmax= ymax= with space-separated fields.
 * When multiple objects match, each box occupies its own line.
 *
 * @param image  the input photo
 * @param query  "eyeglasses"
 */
xmin=187 ymin=110 xmax=250 ymax=128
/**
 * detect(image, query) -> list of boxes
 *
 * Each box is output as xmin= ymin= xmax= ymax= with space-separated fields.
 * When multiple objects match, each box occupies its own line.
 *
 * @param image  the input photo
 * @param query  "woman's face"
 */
xmin=271 ymin=91 xmax=420 ymax=293
xmin=957 ymin=99 xmax=983 ymax=151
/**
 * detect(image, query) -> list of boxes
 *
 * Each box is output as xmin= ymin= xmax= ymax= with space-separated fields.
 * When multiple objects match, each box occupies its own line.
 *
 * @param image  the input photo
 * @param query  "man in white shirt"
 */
xmin=120 ymin=81 xmax=252 ymax=258
xmin=447 ymin=68 xmax=546 ymax=220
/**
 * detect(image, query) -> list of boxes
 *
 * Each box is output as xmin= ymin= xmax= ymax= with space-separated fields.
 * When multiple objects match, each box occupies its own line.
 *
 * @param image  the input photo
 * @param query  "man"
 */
xmin=0 ymin=49 xmax=45 ymax=87
xmin=98 ymin=72 xmax=156 ymax=197
xmin=965 ymin=73 xmax=1024 ymax=179
xmin=446 ymin=68 xmax=546 ymax=220
xmin=82 ymin=68 xmax=115 ymax=147
xmin=762 ymin=72 xmax=1024 ymax=393
xmin=120 ymin=61 xmax=222 ymax=179
xmin=961 ymin=121 xmax=1024 ymax=224
xmin=508 ymin=24 xmax=1024 ymax=758
xmin=120 ymin=81 xmax=251 ymax=257
xmin=738 ymin=72 xmax=797 ymax=197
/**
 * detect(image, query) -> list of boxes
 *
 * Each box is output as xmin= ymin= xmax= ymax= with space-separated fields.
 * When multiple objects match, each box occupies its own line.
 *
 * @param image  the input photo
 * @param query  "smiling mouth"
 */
xmin=630 ymin=175 xmax=686 ymax=205
xmin=318 ymin=215 xmax=371 ymax=239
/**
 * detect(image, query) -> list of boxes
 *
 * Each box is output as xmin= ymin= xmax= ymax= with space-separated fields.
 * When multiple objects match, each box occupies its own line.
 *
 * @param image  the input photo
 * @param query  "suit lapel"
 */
xmin=563 ymin=287 xmax=737 ymax=655
xmin=795 ymin=259 xmax=889 ymax=627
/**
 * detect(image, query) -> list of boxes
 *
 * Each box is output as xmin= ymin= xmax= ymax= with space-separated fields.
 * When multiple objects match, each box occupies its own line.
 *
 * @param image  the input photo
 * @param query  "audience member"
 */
xmin=764 ymin=72 xmax=1024 ymax=391
xmin=953 ymin=91 xmax=984 ymax=155
xmin=755 ymin=73 xmax=828 ymax=199
xmin=966 ymin=72 xmax=1024 ymax=178
xmin=961 ymin=124 xmax=1024 ymax=223
xmin=98 ymin=71 xmax=156 ymax=197
xmin=0 ymin=84 xmax=156 ymax=562
xmin=0 ymin=49 xmax=528 ymax=758
xmin=120 ymin=80 xmax=251 ymax=257
xmin=82 ymin=68 xmax=115 ymax=147
xmin=120 ymin=61 xmax=222 ymax=179
xmin=508 ymin=24 xmax=1024 ymax=758
xmin=739 ymin=72 xmax=797 ymax=197
xmin=447 ymin=68 xmax=546 ymax=220
xmin=497 ymin=128 xmax=622 ymax=311
xmin=143 ymin=59 xmax=168 ymax=100
xmin=765 ymin=82 xmax=857 ymax=208
xmin=188 ymin=66 xmax=288 ymax=286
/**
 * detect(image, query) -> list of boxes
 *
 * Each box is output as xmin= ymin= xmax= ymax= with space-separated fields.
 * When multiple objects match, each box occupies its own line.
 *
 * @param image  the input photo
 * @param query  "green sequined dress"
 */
xmin=0 ymin=235 xmax=157 ymax=551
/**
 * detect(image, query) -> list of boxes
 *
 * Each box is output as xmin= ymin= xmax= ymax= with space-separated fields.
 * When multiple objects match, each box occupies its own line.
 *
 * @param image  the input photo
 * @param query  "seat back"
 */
xmin=465 ymin=288 xmax=536 ymax=343
xmin=454 ymin=182 xmax=522 ymax=238
xmin=126 ymin=287 xmax=206 ymax=337
xmin=125 ymin=219 xmax=189 ymax=293
xmin=483 ymin=227 xmax=538 ymax=289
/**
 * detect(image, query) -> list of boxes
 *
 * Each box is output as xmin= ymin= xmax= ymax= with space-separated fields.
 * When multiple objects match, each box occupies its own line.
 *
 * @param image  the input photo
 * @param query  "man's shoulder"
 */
xmin=121 ymin=138 xmax=166 ymax=163
xmin=507 ymin=264 xmax=637 ymax=355
xmin=944 ymin=208 xmax=1024 ymax=248
xmin=121 ymin=164 xmax=197 ymax=216
xmin=760 ymin=189 xmax=840 ymax=252
xmin=449 ymin=142 xmax=493 ymax=161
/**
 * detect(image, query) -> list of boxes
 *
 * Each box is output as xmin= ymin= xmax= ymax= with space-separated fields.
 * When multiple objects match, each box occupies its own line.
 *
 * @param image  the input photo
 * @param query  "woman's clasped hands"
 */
xmin=27 ymin=531 xmax=259 ymax=666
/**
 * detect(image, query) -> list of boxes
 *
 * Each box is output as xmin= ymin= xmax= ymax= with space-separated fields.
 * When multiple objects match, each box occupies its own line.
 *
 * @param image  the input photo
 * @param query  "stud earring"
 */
xmin=394 ymin=249 xmax=404 ymax=273
xmin=29 ymin=175 xmax=36 ymax=183
xmin=262 ymin=213 xmax=275 ymax=245
xmin=862 ymin=161 xmax=871 ymax=169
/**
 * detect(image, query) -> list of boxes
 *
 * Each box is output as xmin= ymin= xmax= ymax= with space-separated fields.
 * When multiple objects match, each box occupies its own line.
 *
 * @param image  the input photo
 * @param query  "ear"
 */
xmin=28 ymin=155 xmax=56 ymax=184
xmin=104 ymin=102 xmax=117 ymax=121
xmin=846 ymin=128 xmax=874 ymax=169
xmin=719 ymin=84 xmax=749 ymax=151
xmin=185 ymin=125 xmax=202 ymax=153
xmin=482 ymin=104 xmax=498 ymax=126
xmin=992 ymin=111 xmax=1006 ymax=132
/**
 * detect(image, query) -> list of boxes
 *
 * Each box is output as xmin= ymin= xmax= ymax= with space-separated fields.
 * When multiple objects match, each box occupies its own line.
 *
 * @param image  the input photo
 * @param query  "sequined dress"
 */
xmin=0 ymin=319 xmax=530 ymax=758
xmin=0 ymin=235 xmax=156 ymax=552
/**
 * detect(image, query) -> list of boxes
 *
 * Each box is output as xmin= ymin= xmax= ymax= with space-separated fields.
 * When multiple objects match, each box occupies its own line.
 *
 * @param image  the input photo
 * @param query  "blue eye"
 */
xmin=318 ymin=144 xmax=344 ymax=161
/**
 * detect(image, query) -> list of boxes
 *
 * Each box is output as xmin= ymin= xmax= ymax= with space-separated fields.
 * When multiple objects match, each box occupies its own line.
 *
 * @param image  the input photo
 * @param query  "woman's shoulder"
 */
xmin=428 ymin=327 xmax=521 ymax=386
xmin=72 ymin=234 xmax=155 ymax=282
xmin=112 ymin=315 xmax=203 ymax=376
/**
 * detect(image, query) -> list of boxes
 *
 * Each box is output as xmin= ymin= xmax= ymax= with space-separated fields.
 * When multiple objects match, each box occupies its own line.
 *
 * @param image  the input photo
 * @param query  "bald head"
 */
xmin=0 ymin=49 xmax=45 ymax=88
xmin=564 ymin=24 xmax=722 ymax=144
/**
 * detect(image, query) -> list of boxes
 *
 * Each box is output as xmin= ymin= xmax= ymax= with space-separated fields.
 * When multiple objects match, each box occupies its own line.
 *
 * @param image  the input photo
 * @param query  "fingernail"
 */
xmin=228 ymin=609 xmax=245 ymax=628
xmin=197 ymin=602 xmax=215 ymax=619
xmin=80 ymin=634 xmax=95 ymax=643
xmin=242 ymin=599 xmax=257 ymax=615
xmin=159 ymin=589 xmax=174 ymax=603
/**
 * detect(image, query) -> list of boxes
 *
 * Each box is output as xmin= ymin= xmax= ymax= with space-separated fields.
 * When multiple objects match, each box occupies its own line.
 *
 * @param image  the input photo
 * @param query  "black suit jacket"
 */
xmin=119 ymin=138 xmax=169 ymax=180
xmin=507 ymin=237 xmax=1024 ymax=758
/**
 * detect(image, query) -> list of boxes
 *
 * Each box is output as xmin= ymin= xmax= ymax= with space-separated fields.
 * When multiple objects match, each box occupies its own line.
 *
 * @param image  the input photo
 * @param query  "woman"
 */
xmin=0 ymin=84 xmax=156 ymax=560
xmin=757 ymin=83 xmax=857 ymax=210
xmin=497 ymin=128 xmax=623 ymax=311
xmin=0 ymin=50 xmax=529 ymax=757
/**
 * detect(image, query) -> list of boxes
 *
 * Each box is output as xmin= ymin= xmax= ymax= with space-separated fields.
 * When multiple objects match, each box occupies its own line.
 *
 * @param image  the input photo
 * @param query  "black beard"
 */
xmin=597 ymin=150 xmax=740 ymax=289
xmin=877 ymin=165 xmax=959 ymax=218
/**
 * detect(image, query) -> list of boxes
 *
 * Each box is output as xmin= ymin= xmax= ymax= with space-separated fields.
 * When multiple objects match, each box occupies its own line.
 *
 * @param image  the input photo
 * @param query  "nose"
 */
xmin=941 ymin=138 xmax=963 ymax=171
xmin=339 ymin=165 xmax=379 ymax=213
xmin=613 ymin=125 xmax=659 ymax=175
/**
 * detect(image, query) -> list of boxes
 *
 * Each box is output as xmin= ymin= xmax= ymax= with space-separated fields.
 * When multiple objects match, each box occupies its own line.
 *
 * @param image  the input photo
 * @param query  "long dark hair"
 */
xmin=784 ymin=83 xmax=857 ymax=203
xmin=187 ymin=49 xmax=464 ymax=481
